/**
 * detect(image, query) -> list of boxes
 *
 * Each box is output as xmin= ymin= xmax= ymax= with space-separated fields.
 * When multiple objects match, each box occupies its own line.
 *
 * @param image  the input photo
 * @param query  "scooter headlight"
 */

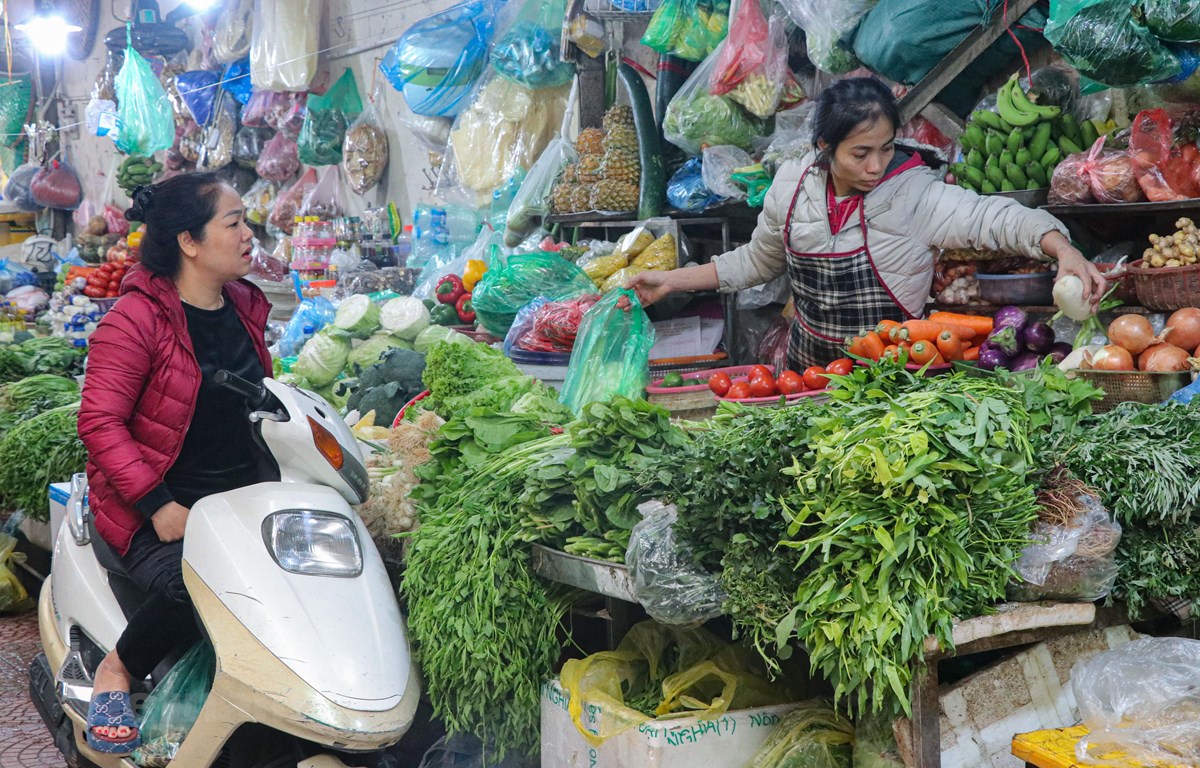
xmin=262 ymin=510 xmax=363 ymax=578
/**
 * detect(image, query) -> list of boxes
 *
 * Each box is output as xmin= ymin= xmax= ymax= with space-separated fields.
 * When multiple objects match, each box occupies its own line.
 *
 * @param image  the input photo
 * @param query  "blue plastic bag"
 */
xmin=490 ymin=0 xmax=575 ymax=89
xmin=222 ymin=57 xmax=253 ymax=106
xmin=666 ymin=158 xmax=723 ymax=212
xmin=115 ymin=43 xmax=175 ymax=156
xmin=279 ymin=296 xmax=337 ymax=357
xmin=382 ymin=0 xmax=499 ymax=118
xmin=175 ymin=70 xmax=220 ymax=126
xmin=503 ymin=296 xmax=549 ymax=355
xmin=1168 ymin=378 xmax=1200 ymax=405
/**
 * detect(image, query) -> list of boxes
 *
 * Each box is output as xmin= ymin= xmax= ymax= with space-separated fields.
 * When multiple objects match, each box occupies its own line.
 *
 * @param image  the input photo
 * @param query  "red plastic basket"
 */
xmin=392 ymin=390 xmax=431 ymax=427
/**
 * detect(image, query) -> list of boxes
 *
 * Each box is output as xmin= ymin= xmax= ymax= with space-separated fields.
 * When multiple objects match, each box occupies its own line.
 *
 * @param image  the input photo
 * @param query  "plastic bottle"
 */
xmin=395 ymin=225 xmax=413 ymax=268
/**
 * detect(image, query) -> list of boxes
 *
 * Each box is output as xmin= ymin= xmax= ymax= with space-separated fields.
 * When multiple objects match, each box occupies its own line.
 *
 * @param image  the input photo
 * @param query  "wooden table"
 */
xmin=1013 ymin=725 xmax=1184 ymax=768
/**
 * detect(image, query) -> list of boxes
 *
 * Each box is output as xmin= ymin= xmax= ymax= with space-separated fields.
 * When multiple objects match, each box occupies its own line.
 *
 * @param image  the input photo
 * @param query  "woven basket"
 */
xmin=1127 ymin=259 xmax=1200 ymax=311
xmin=1070 ymin=369 xmax=1191 ymax=412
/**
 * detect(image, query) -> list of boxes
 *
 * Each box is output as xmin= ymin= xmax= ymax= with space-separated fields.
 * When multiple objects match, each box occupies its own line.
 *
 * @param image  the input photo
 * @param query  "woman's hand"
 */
xmin=625 ymin=270 xmax=677 ymax=306
xmin=1055 ymin=248 xmax=1108 ymax=313
xmin=152 ymin=501 xmax=190 ymax=543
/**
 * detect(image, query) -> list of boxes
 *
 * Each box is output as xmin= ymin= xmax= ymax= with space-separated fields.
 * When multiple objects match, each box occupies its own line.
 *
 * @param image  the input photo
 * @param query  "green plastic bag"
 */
xmin=133 ymin=640 xmax=215 ymax=767
xmin=642 ymin=0 xmax=730 ymax=62
xmin=0 ymin=76 xmax=31 ymax=147
xmin=471 ymin=250 xmax=596 ymax=337
xmin=115 ymin=42 xmax=175 ymax=156
xmin=299 ymin=68 xmax=363 ymax=166
xmin=1142 ymin=0 xmax=1200 ymax=42
xmin=1044 ymin=0 xmax=1181 ymax=87
xmin=732 ymin=164 xmax=773 ymax=207
xmin=560 ymin=288 xmax=656 ymax=415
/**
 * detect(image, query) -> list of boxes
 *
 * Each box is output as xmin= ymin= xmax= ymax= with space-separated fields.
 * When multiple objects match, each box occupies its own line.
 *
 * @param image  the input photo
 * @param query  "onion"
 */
xmin=1091 ymin=345 xmax=1135 ymax=371
xmin=1164 ymin=308 xmax=1200 ymax=351
xmin=1107 ymin=314 xmax=1156 ymax=353
xmin=1138 ymin=343 xmax=1191 ymax=372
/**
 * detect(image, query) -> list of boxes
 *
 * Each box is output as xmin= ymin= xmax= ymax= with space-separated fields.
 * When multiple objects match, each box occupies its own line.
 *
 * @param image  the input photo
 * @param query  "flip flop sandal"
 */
xmin=86 ymin=691 xmax=142 ymax=754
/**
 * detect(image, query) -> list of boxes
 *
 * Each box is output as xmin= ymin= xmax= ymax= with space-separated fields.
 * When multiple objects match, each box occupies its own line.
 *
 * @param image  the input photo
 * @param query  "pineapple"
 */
xmin=570 ymin=184 xmax=595 ymax=212
xmin=600 ymin=150 xmax=641 ymax=185
xmin=591 ymin=179 xmax=639 ymax=212
xmin=578 ymin=155 xmax=603 ymax=183
xmin=603 ymin=105 xmax=634 ymax=133
xmin=603 ymin=125 xmax=639 ymax=155
xmin=552 ymin=182 xmax=577 ymax=213
xmin=560 ymin=163 xmax=580 ymax=185
xmin=575 ymin=127 xmax=604 ymax=157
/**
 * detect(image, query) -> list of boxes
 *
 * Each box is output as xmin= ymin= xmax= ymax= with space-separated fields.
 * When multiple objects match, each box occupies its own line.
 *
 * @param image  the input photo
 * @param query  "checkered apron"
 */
xmin=784 ymin=164 xmax=917 ymax=370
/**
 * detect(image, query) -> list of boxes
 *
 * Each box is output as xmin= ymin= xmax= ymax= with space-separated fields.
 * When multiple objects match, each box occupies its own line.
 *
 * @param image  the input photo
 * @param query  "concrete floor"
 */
xmin=0 ymin=610 xmax=65 ymax=768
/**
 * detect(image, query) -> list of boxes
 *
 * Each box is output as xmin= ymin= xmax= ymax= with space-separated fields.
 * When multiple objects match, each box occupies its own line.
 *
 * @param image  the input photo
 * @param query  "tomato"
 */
xmin=777 ymin=370 xmax=806 ymax=394
xmin=747 ymin=364 xmax=773 ymax=382
xmin=725 ymin=381 xmax=752 ymax=400
xmin=84 ymin=286 xmax=105 ymax=298
xmin=748 ymin=376 xmax=777 ymax=398
xmin=826 ymin=358 xmax=854 ymax=376
xmin=802 ymin=366 xmax=829 ymax=391
xmin=708 ymin=372 xmax=733 ymax=397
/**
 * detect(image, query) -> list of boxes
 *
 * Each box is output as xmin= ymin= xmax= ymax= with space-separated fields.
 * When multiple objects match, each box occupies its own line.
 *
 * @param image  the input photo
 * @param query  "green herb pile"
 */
xmin=0 ymin=374 xmax=80 ymax=436
xmin=0 ymin=336 xmax=85 ymax=384
xmin=0 ymin=404 xmax=87 ymax=521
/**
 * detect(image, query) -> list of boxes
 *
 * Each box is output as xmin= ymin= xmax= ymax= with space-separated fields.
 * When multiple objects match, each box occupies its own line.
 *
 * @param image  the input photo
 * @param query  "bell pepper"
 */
xmin=455 ymin=292 xmax=475 ymax=324
xmin=430 ymin=303 xmax=459 ymax=326
xmin=435 ymin=274 xmax=465 ymax=304
xmin=462 ymin=259 xmax=487 ymax=292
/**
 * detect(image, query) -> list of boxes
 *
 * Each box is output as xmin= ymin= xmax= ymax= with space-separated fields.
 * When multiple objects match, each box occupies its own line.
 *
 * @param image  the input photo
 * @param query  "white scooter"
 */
xmin=30 ymin=371 xmax=420 ymax=768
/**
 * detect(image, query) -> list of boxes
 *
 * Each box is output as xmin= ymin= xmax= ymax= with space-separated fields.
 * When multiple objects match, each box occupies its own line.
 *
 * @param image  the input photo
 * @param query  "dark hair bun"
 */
xmin=125 ymin=185 xmax=155 ymax=222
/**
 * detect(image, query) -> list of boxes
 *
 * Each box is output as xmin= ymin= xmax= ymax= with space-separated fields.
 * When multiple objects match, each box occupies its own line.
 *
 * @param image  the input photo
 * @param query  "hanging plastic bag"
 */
xmin=782 ymin=0 xmax=875 ymax=74
xmin=269 ymin=166 xmax=318 ymax=233
xmin=625 ymin=500 xmax=727 ymax=625
xmin=382 ymin=0 xmax=498 ymax=118
xmin=273 ymin=92 xmax=308 ymax=141
xmin=299 ymin=68 xmax=363 ymax=166
xmin=250 ymin=0 xmax=318 ymax=91
xmin=490 ymin=0 xmax=575 ymax=89
xmin=664 ymin=46 xmax=766 ymax=155
xmin=197 ymin=91 xmax=238 ymax=171
xmin=1008 ymin=492 xmax=1121 ymax=602
xmin=342 ymin=90 xmax=389 ymax=195
xmin=132 ymin=641 xmax=215 ymax=768
xmin=240 ymin=89 xmax=273 ymax=127
xmin=471 ymin=249 xmax=595 ymax=335
xmin=0 ymin=533 xmax=30 ymax=613
xmin=666 ymin=157 xmax=722 ymax=211
xmin=234 ymin=126 xmax=271 ymax=171
xmin=241 ymin=178 xmax=278 ymax=227
xmin=702 ymin=145 xmax=753 ymax=200
xmin=1050 ymin=136 xmax=1145 ymax=205
xmin=222 ymin=58 xmax=253 ymax=106
xmin=642 ymin=0 xmax=731 ymax=62
xmin=300 ymin=166 xmax=346 ymax=220
xmin=250 ymin=237 xmax=288 ymax=281
xmin=1044 ymin=0 xmax=1181 ymax=88
xmin=257 ymin=132 xmax=300 ymax=182
xmin=1071 ymin=637 xmax=1200 ymax=766
xmin=504 ymin=137 xmax=576 ymax=246
xmin=115 ymin=43 xmax=175 ymax=156
xmin=30 ymin=160 xmax=83 ymax=211
xmin=175 ymin=70 xmax=219 ymax=126
xmin=560 ymin=288 xmax=656 ymax=414
xmin=0 ymin=75 xmax=30 ymax=144
xmin=4 ymin=164 xmax=41 ymax=212
xmin=213 ymin=0 xmax=253 ymax=62
xmin=1143 ymin=0 xmax=1200 ymax=42
xmin=709 ymin=0 xmax=789 ymax=119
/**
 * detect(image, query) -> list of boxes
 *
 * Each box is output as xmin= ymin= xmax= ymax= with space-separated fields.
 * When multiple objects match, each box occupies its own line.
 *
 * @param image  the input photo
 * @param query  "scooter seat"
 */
xmin=86 ymin=516 xmax=150 ymax=620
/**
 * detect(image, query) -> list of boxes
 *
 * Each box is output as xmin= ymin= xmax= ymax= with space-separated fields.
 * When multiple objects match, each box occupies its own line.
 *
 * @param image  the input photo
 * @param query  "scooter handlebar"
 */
xmin=214 ymin=370 xmax=271 ymax=410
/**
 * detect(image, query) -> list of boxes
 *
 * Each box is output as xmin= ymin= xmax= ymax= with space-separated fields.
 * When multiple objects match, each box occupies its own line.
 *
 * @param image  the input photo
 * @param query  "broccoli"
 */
xmin=346 ymin=348 xmax=427 ymax=425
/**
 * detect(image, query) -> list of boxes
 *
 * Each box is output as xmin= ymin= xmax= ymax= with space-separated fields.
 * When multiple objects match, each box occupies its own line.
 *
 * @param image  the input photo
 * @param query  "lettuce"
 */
xmin=294 ymin=330 xmax=351 ymax=388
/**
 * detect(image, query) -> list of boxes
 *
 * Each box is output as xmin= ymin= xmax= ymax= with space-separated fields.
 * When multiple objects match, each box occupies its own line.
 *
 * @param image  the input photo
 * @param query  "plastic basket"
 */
xmin=1127 ymin=259 xmax=1200 ymax=311
xmin=93 ymin=297 xmax=119 ymax=313
xmin=1068 ymin=369 xmax=1191 ymax=412
xmin=647 ymin=363 xmax=829 ymax=418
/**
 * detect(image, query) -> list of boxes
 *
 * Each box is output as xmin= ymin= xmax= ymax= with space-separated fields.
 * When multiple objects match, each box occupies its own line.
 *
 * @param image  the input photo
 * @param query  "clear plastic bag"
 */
xmin=666 ymin=157 xmax=722 ymax=211
xmin=197 ymin=92 xmax=238 ymax=172
xmin=382 ymin=0 xmax=498 ymax=119
xmin=250 ymin=237 xmax=287 ymax=281
xmin=642 ymin=0 xmax=730 ymax=62
xmin=781 ymin=0 xmax=875 ymax=74
xmin=0 ymin=532 xmax=30 ymax=613
xmin=1071 ymin=637 xmax=1200 ymax=766
xmin=271 ymin=92 xmax=308 ymax=141
xmin=241 ymin=178 xmax=278 ymax=228
xmin=1008 ymin=493 xmax=1121 ymax=602
xmin=300 ymin=166 xmax=346 ymax=220
xmin=702 ymin=145 xmax=754 ymax=200
xmin=132 ymin=641 xmax=215 ymax=768
xmin=250 ymin=0 xmax=319 ymax=92
xmin=30 ymin=160 xmax=83 ymax=211
xmin=240 ymin=89 xmax=273 ymax=128
xmin=853 ymin=712 xmax=905 ymax=768
xmin=490 ymin=0 xmax=574 ymax=90
xmin=560 ymin=288 xmax=656 ymax=414
xmin=664 ymin=47 xmax=766 ymax=155
xmin=256 ymin=132 xmax=300 ymax=182
xmin=624 ymin=500 xmax=726 ymax=626
xmin=1050 ymin=136 xmax=1145 ymax=205
xmin=470 ymin=248 xmax=593 ymax=334
xmin=342 ymin=91 xmax=389 ymax=195
xmin=269 ymin=166 xmax=318 ymax=233
xmin=212 ymin=0 xmax=253 ymax=62
xmin=4 ymin=164 xmax=41 ymax=212
xmin=175 ymin=70 xmax=219 ymax=126
xmin=234 ymin=126 xmax=271 ymax=171
xmin=1143 ymin=0 xmax=1200 ymax=42
xmin=504 ymin=136 xmax=575 ymax=246
xmin=299 ymin=68 xmax=363 ymax=167
xmin=710 ymin=0 xmax=790 ymax=119
xmin=280 ymin=295 xmax=337 ymax=356
xmin=115 ymin=43 xmax=175 ymax=156
xmin=1044 ymin=0 xmax=1181 ymax=88
xmin=750 ymin=701 xmax=854 ymax=768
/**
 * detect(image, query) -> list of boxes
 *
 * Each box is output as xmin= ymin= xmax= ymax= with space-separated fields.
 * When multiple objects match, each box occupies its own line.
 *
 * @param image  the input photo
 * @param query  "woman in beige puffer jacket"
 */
xmin=629 ymin=78 xmax=1106 ymax=369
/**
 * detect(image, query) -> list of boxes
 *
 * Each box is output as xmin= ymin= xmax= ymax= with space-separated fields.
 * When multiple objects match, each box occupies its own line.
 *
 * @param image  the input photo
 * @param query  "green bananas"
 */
xmin=996 ymin=74 xmax=1060 ymax=127
xmin=116 ymin=155 xmax=162 ymax=196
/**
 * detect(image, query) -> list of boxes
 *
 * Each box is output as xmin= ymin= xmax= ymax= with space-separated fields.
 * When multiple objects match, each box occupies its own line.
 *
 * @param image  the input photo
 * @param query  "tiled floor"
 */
xmin=0 ymin=610 xmax=64 ymax=767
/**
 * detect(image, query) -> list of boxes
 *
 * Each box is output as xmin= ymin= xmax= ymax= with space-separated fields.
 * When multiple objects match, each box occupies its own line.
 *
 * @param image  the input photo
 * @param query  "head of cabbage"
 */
xmin=294 ymin=330 xmax=351 ymax=387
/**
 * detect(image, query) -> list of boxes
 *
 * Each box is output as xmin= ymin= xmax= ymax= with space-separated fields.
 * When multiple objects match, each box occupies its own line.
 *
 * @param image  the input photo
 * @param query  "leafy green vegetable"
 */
xmin=0 ymin=404 xmax=88 ymax=522
xmin=348 ymin=332 xmax=411 ymax=372
xmin=421 ymin=340 xmax=525 ymax=417
xmin=663 ymin=92 xmax=764 ymax=152
xmin=1045 ymin=0 xmax=1180 ymax=87
xmin=442 ymin=375 xmax=556 ymax=418
xmin=1142 ymin=0 xmax=1200 ymax=42
xmin=0 ymin=336 xmax=85 ymax=384
xmin=0 ymin=374 xmax=80 ymax=436
xmin=294 ymin=329 xmax=351 ymax=388
xmin=414 ymin=325 xmax=469 ymax=355
xmin=333 ymin=294 xmax=382 ymax=339
xmin=344 ymin=348 xmax=426 ymax=424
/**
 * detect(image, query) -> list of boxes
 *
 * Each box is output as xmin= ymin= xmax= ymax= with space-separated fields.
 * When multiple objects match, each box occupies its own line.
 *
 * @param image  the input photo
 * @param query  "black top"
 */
xmin=135 ymin=300 xmax=268 ymax=517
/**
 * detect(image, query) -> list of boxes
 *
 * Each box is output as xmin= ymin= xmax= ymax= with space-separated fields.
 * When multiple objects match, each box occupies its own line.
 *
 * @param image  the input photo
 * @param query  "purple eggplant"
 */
xmin=992 ymin=306 xmax=1028 ymax=332
xmin=978 ymin=348 xmax=1011 ymax=371
xmin=1023 ymin=321 xmax=1056 ymax=354
xmin=1049 ymin=341 xmax=1073 ymax=364
xmin=1008 ymin=352 xmax=1042 ymax=372
xmin=988 ymin=325 xmax=1023 ymax=357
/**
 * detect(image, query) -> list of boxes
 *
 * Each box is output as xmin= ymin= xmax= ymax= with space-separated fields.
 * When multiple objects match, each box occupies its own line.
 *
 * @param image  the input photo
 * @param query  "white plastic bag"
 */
xmin=701 ymin=145 xmax=754 ymax=200
xmin=213 ymin=0 xmax=253 ymax=63
xmin=780 ymin=0 xmax=877 ymax=74
xmin=250 ymin=0 xmax=319 ymax=91
xmin=1008 ymin=493 xmax=1121 ymax=603
xmin=663 ymin=46 xmax=766 ymax=156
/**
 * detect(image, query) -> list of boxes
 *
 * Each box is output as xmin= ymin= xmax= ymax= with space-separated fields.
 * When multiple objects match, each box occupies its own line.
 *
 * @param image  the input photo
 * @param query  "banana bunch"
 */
xmin=116 ymin=155 xmax=162 ymax=196
xmin=950 ymin=74 xmax=1095 ymax=195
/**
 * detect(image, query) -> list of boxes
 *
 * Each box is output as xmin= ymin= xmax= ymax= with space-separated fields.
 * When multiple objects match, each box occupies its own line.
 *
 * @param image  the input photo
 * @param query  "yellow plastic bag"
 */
xmin=0 ymin=532 xmax=30 ymax=613
xmin=558 ymin=621 xmax=789 ymax=746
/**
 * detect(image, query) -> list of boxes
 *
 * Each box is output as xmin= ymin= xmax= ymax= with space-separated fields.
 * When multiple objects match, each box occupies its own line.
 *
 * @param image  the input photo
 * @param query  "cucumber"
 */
xmin=617 ymin=63 xmax=665 ymax=220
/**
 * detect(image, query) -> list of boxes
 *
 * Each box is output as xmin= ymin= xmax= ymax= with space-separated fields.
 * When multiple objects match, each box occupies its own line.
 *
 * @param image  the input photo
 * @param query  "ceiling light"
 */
xmin=14 ymin=13 xmax=81 ymax=56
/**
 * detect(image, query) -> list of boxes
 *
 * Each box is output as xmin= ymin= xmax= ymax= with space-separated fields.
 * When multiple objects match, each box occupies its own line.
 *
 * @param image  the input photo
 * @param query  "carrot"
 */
xmin=887 ymin=324 xmax=904 ymax=344
xmin=860 ymin=332 xmax=885 ymax=361
xmin=936 ymin=330 xmax=965 ymax=361
xmin=875 ymin=319 xmax=902 ymax=340
xmin=882 ymin=344 xmax=899 ymax=360
xmin=928 ymin=311 xmax=993 ymax=338
xmin=909 ymin=340 xmax=940 ymax=365
xmin=962 ymin=345 xmax=981 ymax=362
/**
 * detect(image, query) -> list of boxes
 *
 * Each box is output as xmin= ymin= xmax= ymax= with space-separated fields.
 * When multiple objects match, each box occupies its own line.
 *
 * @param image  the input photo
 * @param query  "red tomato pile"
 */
xmin=83 ymin=260 xmax=129 ymax=299
xmin=707 ymin=360 xmax=852 ymax=400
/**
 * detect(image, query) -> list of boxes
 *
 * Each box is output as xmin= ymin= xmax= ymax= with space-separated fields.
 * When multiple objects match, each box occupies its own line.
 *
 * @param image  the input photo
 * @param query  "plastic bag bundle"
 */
xmin=516 ymin=294 xmax=601 ymax=352
xmin=300 ymin=166 xmax=346 ymax=220
xmin=4 ymin=164 xmax=41 ymax=212
xmin=342 ymin=93 xmax=389 ymax=195
xmin=240 ymin=89 xmax=274 ymax=128
xmin=702 ymin=145 xmax=754 ymax=200
xmin=241 ymin=178 xmax=278 ymax=228
xmin=749 ymin=702 xmax=854 ymax=768
xmin=250 ymin=238 xmax=288 ymax=281
xmin=250 ymin=0 xmax=319 ymax=91
xmin=472 ymin=250 xmax=595 ymax=336
xmin=257 ymin=132 xmax=300 ymax=182
xmin=1143 ymin=0 xmax=1200 ymax=42
xmin=30 ymin=161 xmax=83 ymax=211
xmin=666 ymin=157 xmax=723 ymax=211
xmin=0 ymin=533 xmax=30 ymax=613
xmin=560 ymin=288 xmax=656 ymax=414
xmin=1072 ymin=638 xmax=1200 ymax=766
xmin=625 ymin=500 xmax=727 ymax=626
xmin=213 ymin=0 xmax=253 ymax=62
xmin=269 ymin=166 xmax=318 ymax=233
xmin=782 ymin=0 xmax=875 ymax=74
xmin=490 ymin=0 xmax=575 ymax=89
xmin=1129 ymin=107 xmax=1200 ymax=201
xmin=1050 ymin=136 xmax=1145 ymax=205
xmin=382 ymin=0 xmax=498 ymax=118
xmin=271 ymin=92 xmax=308 ymax=141
xmin=299 ymin=68 xmax=363 ymax=166
xmin=1044 ymin=0 xmax=1181 ymax=87
xmin=664 ymin=47 xmax=766 ymax=155
xmin=504 ymin=136 xmax=575 ymax=246
xmin=642 ymin=0 xmax=730 ymax=62
xmin=132 ymin=641 xmax=215 ymax=767
xmin=1008 ymin=492 xmax=1121 ymax=603
xmin=197 ymin=92 xmax=238 ymax=171
xmin=115 ymin=44 xmax=175 ymax=156
xmin=710 ymin=0 xmax=790 ymax=118
xmin=234 ymin=126 xmax=271 ymax=171
xmin=174 ymin=70 xmax=219 ymax=126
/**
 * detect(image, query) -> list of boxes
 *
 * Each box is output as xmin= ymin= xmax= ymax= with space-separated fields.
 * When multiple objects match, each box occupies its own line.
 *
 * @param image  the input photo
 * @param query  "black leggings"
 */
xmin=113 ymin=523 xmax=202 ymax=681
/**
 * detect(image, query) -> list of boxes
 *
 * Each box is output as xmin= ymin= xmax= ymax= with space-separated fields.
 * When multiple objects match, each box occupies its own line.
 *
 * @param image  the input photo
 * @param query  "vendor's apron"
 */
xmin=783 ymin=165 xmax=916 ymax=370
